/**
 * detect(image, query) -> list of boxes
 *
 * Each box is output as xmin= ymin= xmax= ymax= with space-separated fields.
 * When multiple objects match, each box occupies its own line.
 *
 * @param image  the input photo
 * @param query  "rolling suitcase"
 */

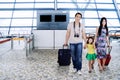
xmin=105 ymin=46 xmax=112 ymax=66
xmin=100 ymin=46 xmax=112 ymax=66
xmin=57 ymin=45 xmax=71 ymax=66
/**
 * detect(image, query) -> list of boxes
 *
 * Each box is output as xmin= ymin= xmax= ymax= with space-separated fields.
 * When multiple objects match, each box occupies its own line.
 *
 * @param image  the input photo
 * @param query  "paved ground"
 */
xmin=0 ymin=41 xmax=120 ymax=80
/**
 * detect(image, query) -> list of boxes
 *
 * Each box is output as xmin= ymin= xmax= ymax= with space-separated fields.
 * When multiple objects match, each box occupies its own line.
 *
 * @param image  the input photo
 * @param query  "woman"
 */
xmin=94 ymin=17 xmax=110 ymax=72
xmin=64 ymin=12 xmax=86 ymax=75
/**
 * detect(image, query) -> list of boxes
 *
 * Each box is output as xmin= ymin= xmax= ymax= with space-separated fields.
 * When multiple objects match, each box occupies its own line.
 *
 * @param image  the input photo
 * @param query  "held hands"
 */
xmin=107 ymin=44 xmax=110 ymax=47
xmin=84 ymin=43 xmax=87 ymax=49
xmin=93 ymin=41 xmax=97 ymax=49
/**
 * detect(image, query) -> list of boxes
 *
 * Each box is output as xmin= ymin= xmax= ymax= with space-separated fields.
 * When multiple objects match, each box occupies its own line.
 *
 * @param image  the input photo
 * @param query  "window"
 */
xmin=40 ymin=15 xmax=52 ymax=22
xmin=55 ymin=15 xmax=66 ymax=22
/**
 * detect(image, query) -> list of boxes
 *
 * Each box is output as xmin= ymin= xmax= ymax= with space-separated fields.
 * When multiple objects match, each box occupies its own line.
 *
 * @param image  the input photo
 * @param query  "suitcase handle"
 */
xmin=63 ymin=44 xmax=69 ymax=49
xmin=108 ymin=46 xmax=112 ymax=54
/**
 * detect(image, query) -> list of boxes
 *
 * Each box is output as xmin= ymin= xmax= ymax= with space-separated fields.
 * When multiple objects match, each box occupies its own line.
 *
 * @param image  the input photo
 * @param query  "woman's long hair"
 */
xmin=98 ymin=17 xmax=108 ymax=36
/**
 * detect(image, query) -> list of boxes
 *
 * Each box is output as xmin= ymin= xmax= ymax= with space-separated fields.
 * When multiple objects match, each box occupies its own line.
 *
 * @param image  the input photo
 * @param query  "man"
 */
xmin=64 ymin=12 xmax=86 ymax=75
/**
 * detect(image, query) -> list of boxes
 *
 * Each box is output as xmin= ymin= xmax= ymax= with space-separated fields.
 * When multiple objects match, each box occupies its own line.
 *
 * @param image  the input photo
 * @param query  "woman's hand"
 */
xmin=107 ymin=44 xmax=110 ymax=47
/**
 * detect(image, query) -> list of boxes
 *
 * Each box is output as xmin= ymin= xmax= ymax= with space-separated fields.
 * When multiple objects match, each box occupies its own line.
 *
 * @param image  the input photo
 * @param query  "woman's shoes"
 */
xmin=103 ymin=66 xmax=106 ymax=71
xmin=99 ymin=66 xmax=103 ymax=73
xmin=99 ymin=69 xmax=102 ymax=73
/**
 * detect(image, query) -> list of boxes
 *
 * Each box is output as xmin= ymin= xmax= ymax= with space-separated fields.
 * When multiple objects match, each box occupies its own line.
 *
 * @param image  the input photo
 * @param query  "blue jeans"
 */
xmin=70 ymin=43 xmax=83 ymax=71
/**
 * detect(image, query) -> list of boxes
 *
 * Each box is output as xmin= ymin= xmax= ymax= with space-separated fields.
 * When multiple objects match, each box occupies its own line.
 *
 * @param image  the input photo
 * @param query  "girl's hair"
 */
xmin=98 ymin=17 xmax=108 ymax=36
xmin=75 ymin=12 xmax=82 ymax=18
xmin=87 ymin=37 xmax=94 ymax=44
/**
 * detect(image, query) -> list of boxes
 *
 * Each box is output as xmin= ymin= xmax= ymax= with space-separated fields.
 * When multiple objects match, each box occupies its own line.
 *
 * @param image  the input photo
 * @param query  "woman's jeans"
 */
xmin=70 ymin=43 xmax=83 ymax=71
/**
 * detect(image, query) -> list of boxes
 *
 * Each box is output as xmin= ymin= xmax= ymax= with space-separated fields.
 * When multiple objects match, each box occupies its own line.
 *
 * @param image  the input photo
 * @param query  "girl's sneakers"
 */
xmin=88 ymin=70 xmax=92 ymax=73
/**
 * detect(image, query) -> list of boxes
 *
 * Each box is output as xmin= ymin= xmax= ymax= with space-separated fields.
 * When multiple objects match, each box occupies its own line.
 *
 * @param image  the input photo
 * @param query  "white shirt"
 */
xmin=67 ymin=22 xmax=85 ymax=43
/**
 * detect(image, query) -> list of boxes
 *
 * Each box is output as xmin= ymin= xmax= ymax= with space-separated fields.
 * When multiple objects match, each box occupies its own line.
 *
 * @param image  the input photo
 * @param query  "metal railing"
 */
xmin=0 ymin=38 xmax=11 ymax=56
xmin=11 ymin=34 xmax=34 ymax=57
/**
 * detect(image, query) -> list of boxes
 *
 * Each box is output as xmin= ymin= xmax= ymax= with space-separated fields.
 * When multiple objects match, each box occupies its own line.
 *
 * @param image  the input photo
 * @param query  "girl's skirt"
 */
xmin=86 ymin=53 xmax=97 ymax=60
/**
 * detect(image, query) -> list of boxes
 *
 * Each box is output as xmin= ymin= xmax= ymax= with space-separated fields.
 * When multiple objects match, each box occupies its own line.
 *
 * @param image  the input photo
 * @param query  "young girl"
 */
xmin=85 ymin=37 xmax=97 ymax=73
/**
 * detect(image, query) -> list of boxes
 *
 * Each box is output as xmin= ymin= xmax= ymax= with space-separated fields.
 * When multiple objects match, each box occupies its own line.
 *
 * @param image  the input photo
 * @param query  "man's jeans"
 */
xmin=70 ymin=43 xmax=83 ymax=71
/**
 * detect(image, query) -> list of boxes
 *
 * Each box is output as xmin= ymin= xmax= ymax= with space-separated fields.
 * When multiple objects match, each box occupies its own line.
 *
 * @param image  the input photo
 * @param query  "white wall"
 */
xmin=33 ymin=30 xmax=66 ymax=49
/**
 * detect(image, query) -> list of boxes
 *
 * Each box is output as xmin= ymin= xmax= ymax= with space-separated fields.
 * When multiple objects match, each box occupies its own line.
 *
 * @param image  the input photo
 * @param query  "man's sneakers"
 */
xmin=72 ymin=68 xmax=77 ymax=73
xmin=77 ymin=70 xmax=82 ymax=75
xmin=71 ymin=68 xmax=82 ymax=75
